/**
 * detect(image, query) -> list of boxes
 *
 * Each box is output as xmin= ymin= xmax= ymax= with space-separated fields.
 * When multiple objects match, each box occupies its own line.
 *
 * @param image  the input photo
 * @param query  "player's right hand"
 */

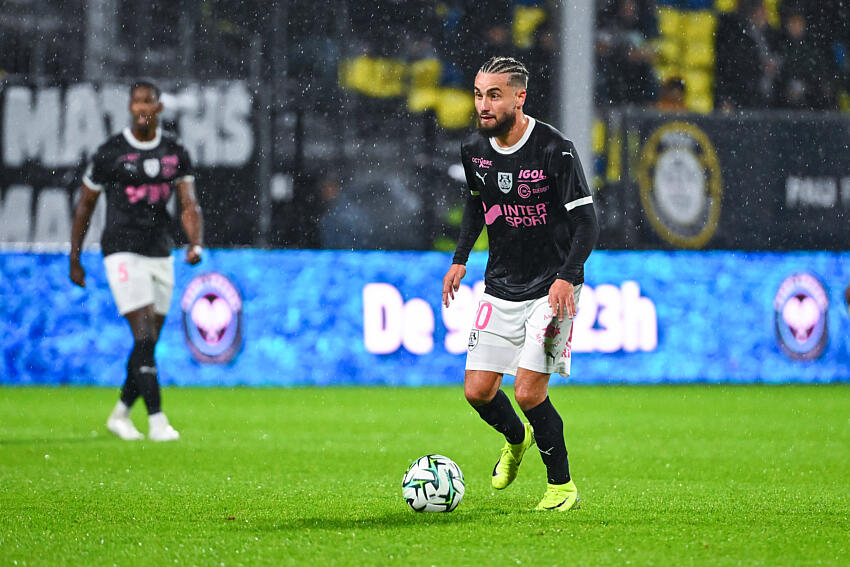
xmin=69 ymin=260 xmax=86 ymax=288
xmin=442 ymin=264 xmax=466 ymax=307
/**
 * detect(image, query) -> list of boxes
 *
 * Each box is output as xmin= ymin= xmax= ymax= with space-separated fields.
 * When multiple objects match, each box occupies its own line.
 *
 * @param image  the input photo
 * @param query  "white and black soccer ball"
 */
xmin=402 ymin=454 xmax=465 ymax=513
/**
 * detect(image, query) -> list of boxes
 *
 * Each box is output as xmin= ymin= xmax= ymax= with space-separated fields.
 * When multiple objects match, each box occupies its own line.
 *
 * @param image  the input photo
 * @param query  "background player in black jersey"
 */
xmin=442 ymin=56 xmax=599 ymax=511
xmin=69 ymin=80 xmax=203 ymax=442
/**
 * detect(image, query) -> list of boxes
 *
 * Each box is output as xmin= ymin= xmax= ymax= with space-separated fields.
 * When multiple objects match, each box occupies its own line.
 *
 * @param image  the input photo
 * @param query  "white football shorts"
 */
xmin=103 ymin=252 xmax=175 ymax=315
xmin=466 ymin=286 xmax=582 ymax=377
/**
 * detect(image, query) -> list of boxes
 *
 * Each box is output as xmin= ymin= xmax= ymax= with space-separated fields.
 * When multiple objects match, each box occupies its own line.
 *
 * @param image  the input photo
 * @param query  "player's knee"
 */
xmin=464 ymin=383 xmax=494 ymax=407
xmin=514 ymin=386 xmax=545 ymax=411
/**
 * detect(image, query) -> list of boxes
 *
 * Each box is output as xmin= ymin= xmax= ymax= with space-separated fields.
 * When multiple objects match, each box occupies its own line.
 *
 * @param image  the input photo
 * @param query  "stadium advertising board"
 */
xmin=605 ymin=110 xmax=850 ymax=250
xmin=1 ymin=250 xmax=848 ymax=386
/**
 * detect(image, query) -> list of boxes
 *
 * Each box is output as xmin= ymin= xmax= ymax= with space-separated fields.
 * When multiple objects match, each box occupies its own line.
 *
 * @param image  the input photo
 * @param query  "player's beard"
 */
xmin=476 ymin=110 xmax=516 ymax=138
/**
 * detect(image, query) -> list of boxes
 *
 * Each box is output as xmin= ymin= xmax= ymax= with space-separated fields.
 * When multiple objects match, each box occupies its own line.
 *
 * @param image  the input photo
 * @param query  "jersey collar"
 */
xmin=488 ymin=116 xmax=536 ymax=155
xmin=122 ymin=127 xmax=162 ymax=150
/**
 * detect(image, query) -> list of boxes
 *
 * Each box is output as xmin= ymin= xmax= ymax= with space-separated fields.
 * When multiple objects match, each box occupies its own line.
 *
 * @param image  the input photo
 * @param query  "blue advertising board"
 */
xmin=1 ymin=249 xmax=848 ymax=386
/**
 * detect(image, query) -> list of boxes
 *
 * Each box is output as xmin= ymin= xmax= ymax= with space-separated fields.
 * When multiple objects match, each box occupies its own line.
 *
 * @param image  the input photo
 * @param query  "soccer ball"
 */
xmin=402 ymin=454 xmax=465 ymax=512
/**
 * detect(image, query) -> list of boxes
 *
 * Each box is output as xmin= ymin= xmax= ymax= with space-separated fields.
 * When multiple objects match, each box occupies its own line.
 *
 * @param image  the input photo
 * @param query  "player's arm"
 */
xmin=443 ymin=159 xmax=485 ymax=307
xmin=177 ymin=177 xmax=204 ymax=265
xmin=549 ymin=144 xmax=600 ymax=320
xmin=69 ymin=184 xmax=101 ymax=288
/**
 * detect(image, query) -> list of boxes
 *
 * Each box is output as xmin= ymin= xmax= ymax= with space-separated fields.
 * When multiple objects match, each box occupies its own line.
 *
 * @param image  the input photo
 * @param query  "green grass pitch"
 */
xmin=1 ymin=385 xmax=848 ymax=566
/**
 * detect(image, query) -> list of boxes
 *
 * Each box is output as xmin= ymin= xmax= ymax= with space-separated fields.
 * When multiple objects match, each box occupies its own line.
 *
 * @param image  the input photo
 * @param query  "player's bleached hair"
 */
xmin=130 ymin=80 xmax=162 ymax=99
xmin=478 ymin=56 xmax=529 ymax=89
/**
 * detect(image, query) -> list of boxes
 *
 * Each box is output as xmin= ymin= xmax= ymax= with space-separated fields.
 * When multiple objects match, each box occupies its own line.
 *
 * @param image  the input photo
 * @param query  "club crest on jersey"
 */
xmin=498 ymin=172 xmax=513 ymax=193
xmin=143 ymin=158 xmax=160 ymax=178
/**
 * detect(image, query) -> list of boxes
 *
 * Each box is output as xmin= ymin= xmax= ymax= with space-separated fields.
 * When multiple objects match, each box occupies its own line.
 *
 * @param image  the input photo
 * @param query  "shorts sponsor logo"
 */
xmin=181 ymin=272 xmax=243 ymax=364
xmin=498 ymin=172 xmax=512 ymax=193
xmin=468 ymin=329 xmax=479 ymax=351
xmin=143 ymin=158 xmax=161 ymax=178
xmin=471 ymin=157 xmax=492 ymax=169
xmin=773 ymin=272 xmax=828 ymax=360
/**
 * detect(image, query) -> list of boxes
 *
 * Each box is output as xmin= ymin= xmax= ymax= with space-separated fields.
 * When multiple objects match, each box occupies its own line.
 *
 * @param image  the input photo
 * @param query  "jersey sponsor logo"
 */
xmin=181 ymin=272 xmax=244 ymax=364
xmin=773 ymin=273 xmax=828 ymax=361
xmin=125 ymin=182 xmax=171 ymax=204
xmin=503 ymin=203 xmax=548 ymax=227
xmin=482 ymin=202 xmax=502 ymax=225
xmin=475 ymin=171 xmax=488 ymax=184
xmin=518 ymin=184 xmax=531 ymax=198
xmin=471 ymin=157 xmax=492 ymax=169
xmin=161 ymin=155 xmax=179 ymax=178
xmin=143 ymin=158 xmax=161 ymax=178
xmin=518 ymin=169 xmax=546 ymax=181
xmin=482 ymin=202 xmax=549 ymax=227
xmin=497 ymin=172 xmax=512 ymax=193
xmin=637 ymin=121 xmax=722 ymax=249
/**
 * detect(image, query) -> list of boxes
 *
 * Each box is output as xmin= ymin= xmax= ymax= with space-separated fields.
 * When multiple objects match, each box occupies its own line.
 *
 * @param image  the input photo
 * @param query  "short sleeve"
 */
xmin=82 ymin=147 xmax=110 ymax=192
xmin=176 ymin=144 xmax=195 ymax=183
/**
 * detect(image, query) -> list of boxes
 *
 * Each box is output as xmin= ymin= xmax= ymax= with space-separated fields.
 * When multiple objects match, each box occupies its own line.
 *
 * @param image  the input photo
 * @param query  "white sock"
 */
xmin=148 ymin=412 xmax=168 ymax=428
xmin=110 ymin=401 xmax=130 ymax=419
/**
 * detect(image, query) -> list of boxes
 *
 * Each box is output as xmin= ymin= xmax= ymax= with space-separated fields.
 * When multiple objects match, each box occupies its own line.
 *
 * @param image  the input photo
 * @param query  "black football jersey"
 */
xmin=455 ymin=117 xmax=597 ymax=301
xmin=83 ymin=128 xmax=194 ymax=257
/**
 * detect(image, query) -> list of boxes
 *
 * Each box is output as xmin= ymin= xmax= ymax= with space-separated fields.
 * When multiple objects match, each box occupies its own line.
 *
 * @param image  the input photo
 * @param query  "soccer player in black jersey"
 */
xmin=69 ymin=81 xmax=204 ymax=442
xmin=442 ymin=56 xmax=599 ymax=511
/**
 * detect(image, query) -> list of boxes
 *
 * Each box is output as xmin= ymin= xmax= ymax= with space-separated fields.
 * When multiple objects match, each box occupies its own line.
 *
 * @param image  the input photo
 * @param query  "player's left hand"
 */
xmin=186 ymin=245 xmax=202 ymax=265
xmin=549 ymin=279 xmax=576 ymax=322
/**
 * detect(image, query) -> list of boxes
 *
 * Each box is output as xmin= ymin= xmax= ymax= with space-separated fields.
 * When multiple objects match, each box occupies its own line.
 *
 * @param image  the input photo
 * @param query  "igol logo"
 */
xmin=181 ymin=272 xmax=243 ymax=364
xmin=773 ymin=273 xmax=828 ymax=361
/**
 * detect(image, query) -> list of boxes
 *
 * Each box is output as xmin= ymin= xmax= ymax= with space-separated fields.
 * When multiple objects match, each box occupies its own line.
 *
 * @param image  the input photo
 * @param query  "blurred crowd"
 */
xmin=3 ymin=0 xmax=848 ymax=113
xmin=597 ymin=0 xmax=850 ymax=111
xmin=340 ymin=0 xmax=850 ymax=113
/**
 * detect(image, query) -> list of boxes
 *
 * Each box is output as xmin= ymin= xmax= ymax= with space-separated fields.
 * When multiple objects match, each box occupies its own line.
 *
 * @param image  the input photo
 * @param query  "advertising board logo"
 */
xmin=773 ymin=273 xmax=828 ymax=361
xmin=181 ymin=272 xmax=243 ymax=364
xmin=637 ymin=121 xmax=722 ymax=249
